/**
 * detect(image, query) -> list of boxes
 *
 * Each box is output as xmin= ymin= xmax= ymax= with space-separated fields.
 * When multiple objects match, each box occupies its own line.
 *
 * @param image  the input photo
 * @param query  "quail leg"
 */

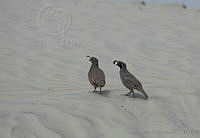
xmin=99 ymin=87 xmax=102 ymax=94
xmin=123 ymin=91 xmax=132 ymax=96
xmin=93 ymin=87 xmax=96 ymax=92
xmin=132 ymin=90 xmax=136 ymax=98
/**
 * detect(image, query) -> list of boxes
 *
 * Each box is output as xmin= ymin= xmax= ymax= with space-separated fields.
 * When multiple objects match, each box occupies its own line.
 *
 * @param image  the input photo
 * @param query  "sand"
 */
xmin=0 ymin=0 xmax=200 ymax=137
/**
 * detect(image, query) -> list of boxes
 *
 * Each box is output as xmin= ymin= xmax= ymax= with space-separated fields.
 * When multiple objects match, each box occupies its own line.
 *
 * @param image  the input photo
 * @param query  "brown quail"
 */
xmin=87 ymin=56 xmax=106 ymax=93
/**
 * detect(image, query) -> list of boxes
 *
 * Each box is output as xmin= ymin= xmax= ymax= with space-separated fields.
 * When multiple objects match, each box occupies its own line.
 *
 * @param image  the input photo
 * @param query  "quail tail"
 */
xmin=140 ymin=88 xmax=148 ymax=100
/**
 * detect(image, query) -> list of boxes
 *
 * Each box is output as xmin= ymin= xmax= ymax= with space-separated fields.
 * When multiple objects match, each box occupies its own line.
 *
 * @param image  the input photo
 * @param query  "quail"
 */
xmin=87 ymin=56 xmax=106 ymax=93
xmin=113 ymin=60 xmax=148 ymax=99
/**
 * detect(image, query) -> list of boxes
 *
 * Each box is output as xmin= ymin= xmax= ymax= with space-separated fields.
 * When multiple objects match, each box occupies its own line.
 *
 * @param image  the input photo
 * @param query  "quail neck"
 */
xmin=120 ymin=68 xmax=129 ymax=77
xmin=120 ymin=65 xmax=127 ymax=71
xmin=90 ymin=62 xmax=99 ymax=71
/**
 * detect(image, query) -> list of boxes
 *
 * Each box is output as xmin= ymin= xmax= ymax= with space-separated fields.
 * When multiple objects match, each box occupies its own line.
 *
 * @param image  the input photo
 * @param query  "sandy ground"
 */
xmin=0 ymin=0 xmax=200 ymax=138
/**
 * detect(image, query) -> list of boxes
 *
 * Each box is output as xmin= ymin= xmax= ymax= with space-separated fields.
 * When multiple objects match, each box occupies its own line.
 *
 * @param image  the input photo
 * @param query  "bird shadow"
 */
xmin=125 ymin=92 xmax=146 ymax=99
xmin=89 ymin=90 xmax=111 ymax=97
xmin=100 ymin=90 xmax=111 ymax=97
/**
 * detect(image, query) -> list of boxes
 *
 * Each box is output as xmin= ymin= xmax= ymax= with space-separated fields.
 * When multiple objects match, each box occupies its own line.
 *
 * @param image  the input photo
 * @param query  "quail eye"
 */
xmin=113 ymin=60 xmax=117 ymax=65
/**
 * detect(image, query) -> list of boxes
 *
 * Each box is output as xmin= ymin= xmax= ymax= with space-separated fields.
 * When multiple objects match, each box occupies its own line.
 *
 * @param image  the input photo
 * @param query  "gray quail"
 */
xmin=113 ymin=60 xmax=148 ymax=99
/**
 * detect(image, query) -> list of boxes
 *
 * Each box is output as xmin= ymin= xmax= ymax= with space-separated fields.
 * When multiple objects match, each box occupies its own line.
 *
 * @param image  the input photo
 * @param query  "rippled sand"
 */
xmin=0 ymin=0 xmax=200 ymax=138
